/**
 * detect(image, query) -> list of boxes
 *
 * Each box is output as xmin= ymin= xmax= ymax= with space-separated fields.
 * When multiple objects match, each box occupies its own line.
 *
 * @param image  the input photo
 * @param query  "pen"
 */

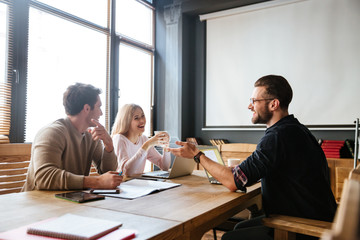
xmin=135 ymin=177 xmax=166 ymax=182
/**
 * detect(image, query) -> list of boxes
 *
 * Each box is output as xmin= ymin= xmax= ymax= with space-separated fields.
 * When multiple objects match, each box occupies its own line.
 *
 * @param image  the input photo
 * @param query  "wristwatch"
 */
xmin=193 ymin=151 xmax=204 ymax=163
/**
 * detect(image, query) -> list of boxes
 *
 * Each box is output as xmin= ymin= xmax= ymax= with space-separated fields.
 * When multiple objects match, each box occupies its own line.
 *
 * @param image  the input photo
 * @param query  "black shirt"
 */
xmin=236 ymin=115 xmax=337 ymax=221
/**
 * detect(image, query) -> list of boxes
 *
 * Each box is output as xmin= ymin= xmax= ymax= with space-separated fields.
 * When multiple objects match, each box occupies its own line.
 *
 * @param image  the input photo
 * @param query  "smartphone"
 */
xmin=90 ymin=189 xmax=120 ymax=194
xmin=55 ymin=191 xmax=105 ymax=203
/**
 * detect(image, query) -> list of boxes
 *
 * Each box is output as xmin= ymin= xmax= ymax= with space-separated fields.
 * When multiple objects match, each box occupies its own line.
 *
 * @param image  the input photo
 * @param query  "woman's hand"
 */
xmin=142 ymin=131 xmax=170 ymax=151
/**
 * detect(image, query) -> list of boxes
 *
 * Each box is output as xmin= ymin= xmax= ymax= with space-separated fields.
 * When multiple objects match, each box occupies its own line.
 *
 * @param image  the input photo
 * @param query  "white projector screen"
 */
xmin=202 ymin=0 xmax=360 ymax=128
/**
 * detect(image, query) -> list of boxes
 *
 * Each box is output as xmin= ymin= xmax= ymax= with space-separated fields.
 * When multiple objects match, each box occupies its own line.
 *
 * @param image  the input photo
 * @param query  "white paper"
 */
xmin=202 ymin=150 xmax=218 ymax=163
xmin=102 ymin=179 xmax=181 ymax=199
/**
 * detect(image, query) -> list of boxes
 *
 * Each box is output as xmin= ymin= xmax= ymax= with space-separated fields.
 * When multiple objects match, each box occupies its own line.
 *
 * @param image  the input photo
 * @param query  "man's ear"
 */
xmin=269 ymin=99 xmax=280 ymax=111
xmin=84 ymin=104 xmax=91 ymax=112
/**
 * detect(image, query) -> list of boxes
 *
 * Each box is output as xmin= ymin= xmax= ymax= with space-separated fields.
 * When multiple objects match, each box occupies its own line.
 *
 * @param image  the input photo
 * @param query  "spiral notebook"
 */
xmin=26 ymin=214 xmax=122 ymax=240
xmin=0 ymin=218 xmax=136 ymax=240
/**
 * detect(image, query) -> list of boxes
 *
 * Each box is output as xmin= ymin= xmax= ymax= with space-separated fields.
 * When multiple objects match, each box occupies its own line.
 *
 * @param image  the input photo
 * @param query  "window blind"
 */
xmin=0 ymin=82 xmax=11 ymax=143
xmin=0 ymin=1 xmax=12 ymax=143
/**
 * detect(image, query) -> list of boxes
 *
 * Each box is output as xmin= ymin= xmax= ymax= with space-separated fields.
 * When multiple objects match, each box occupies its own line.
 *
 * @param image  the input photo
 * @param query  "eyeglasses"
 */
xmin=250 ymin=98 xmax=274 ymax=105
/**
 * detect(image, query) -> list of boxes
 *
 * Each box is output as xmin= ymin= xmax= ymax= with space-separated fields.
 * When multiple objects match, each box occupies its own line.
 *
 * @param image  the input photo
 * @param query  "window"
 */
xmin=26 ymin=7 xmax=107 ymax=142
xmin=116 ymin=0 xmax=154 ymax=46
xmin=0 ymin=0 xmax=155 ymax=143
xmin=118 ymin=43 xmax=153 ymax=136
xmin=35 ymin=0 xmax=107 ymax=27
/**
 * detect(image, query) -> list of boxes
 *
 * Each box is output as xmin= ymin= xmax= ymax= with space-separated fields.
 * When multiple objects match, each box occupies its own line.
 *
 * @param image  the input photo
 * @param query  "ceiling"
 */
xmin=155 ymin=0 xmax=270 ymax=15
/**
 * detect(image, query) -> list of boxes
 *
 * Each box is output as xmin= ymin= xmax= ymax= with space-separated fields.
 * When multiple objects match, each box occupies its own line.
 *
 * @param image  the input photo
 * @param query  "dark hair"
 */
xmin=254 ymin=75 xmax=293 ymax=110
xmin=63 ymin=83 xmax=102 ymax=116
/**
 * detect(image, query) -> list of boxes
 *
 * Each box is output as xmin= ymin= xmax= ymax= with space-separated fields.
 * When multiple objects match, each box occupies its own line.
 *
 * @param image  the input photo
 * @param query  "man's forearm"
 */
xmin=199 ymin=155 xmax=237 ymax=191
xmin=83 ymin=176 xmax=99 ymax=189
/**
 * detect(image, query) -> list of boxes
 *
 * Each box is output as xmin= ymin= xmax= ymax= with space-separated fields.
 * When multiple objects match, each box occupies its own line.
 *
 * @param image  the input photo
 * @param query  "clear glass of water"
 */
xmin=154 ymin=131 xmax=170 ymax=148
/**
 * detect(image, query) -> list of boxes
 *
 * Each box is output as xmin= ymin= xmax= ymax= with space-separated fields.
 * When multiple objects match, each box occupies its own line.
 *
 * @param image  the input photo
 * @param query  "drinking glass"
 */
xmin=154 ymin=131 xmax=170 ymax=148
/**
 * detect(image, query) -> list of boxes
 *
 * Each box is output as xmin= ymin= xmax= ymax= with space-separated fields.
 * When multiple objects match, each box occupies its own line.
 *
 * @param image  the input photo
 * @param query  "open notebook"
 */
xmin=101 ymin=179 xmax=181 ymax=199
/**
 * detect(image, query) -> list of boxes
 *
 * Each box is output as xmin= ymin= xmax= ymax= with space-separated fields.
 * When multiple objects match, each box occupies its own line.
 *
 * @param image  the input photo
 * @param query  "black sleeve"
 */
xmin=239 ymin=131 xmax=279 ymax=186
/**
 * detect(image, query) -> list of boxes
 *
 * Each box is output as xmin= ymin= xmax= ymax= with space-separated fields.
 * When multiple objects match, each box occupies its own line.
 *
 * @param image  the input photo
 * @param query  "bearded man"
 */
xmin=169 ymin=75 xmax=336 ymax=240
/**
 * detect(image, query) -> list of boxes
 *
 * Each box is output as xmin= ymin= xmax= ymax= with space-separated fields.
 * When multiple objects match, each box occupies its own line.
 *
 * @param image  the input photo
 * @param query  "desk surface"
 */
xmin=0 ymin=191 xmax=182 ymax=240
xmin=0 ymin=171 xmax=261 ymax=240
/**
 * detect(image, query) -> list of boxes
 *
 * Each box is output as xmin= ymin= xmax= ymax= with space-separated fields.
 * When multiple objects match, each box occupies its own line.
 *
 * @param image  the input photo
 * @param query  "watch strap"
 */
xmin=193 ymin=151 xmax=204 ymax=163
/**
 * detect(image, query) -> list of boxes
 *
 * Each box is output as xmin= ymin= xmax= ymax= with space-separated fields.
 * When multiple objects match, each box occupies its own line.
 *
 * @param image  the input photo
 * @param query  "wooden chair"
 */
xmin=321 ymin=175 xmax=360 ymax=240
xmin=262 ymin=164 xmax=360 ymax=240
xmin=89 ymin=164 xmax=100 ymax=176
xmin=0 ymin=143 xmax=102 ymax=194
xmin=327 ymin=158 xmax=353 ymax=202
xmin=0 ymin=144 xmax=32 ymax=194
xmin=219 ymin=143 xmax=257 ymax=167
xmin=334 ymin=167 xmax=352 ymax=202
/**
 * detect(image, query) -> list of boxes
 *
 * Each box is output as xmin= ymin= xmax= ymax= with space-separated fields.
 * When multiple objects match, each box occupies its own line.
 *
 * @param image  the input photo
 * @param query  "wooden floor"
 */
xmin=201 ymin=229 xmax=226 ymax=240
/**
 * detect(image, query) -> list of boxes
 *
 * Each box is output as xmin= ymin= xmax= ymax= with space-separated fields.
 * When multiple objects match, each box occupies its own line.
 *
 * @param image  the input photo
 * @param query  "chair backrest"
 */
xmin=89 ymin=164 xmax=99 ymax=176
xmin=327 ymin=158 xmax=353 ymax=202
xmin=0 ymin=143 xmax=102 ymax=194
xmin=219 ymin=143 xmax=257 ymax=166
xmin=349 ymin=163 xmax=360 ymax=181
xmin=334 ymin=167 xmax=352 ymax=202
xmin=321 ymin=164 xmax=360 ymax=240
xmin=0 ymin=144 xmax=32 ymax=195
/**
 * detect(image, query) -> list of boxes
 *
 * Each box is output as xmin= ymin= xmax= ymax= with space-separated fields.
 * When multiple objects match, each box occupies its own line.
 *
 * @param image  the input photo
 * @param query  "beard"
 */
xmin=251 ymin=107 xmax=273 ymax=124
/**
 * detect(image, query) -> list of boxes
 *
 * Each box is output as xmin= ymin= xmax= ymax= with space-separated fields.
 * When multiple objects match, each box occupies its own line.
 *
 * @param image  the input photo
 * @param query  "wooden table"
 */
xmin=0 ymin=171 xmax=261 ymax=240
xmin=0 ymin=190 xmax=183 ymax=240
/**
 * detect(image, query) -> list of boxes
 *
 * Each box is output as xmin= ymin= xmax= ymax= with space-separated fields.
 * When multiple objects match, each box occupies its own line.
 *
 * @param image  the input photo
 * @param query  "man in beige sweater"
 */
xmin=22 ymin=83 xmax=122 ymax=191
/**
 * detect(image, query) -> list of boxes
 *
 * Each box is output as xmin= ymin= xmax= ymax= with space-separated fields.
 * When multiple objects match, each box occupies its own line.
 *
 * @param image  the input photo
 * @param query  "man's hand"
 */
xmin=168 ymin=141 xmax=200 ymax=158
xmin=97 ymin=171 xmax=123 ymax=189
xmin=89 ymin=119 xmax=114 ymax=152
xmin=84 ymin=171 xmax=123 ymax=189
xmin=169 ymin=141 xmax=238 ymax=191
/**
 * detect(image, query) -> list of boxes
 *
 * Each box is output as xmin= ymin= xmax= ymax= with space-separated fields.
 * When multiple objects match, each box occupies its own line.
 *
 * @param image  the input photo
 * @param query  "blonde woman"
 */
xmin=111 ymin=104 xmax=171 ymax=176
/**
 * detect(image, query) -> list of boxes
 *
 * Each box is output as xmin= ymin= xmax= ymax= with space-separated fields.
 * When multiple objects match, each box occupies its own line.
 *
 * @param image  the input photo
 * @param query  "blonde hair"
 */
xmin=111 ymin=103 xmax=143 ymax=137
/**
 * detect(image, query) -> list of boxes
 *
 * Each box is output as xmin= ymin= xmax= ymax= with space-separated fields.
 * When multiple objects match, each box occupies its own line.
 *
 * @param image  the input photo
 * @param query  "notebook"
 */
xmin=101 ymin=179 xmax=181 ymax=199
xmin=142 ymin=156 xmax=195 ymax=179
xmin=0 ymin=219 xmax=136 ymax=240
xmin=26 ymin=213 xmax=122 ymax=240
xmin=198 ymin=145 xmax=225 ymax=184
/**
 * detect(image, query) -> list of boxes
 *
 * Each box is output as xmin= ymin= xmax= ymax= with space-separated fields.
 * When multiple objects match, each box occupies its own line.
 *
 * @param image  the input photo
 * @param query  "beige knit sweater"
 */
xmin=22 ymin=118 xmax=117 ymax=191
